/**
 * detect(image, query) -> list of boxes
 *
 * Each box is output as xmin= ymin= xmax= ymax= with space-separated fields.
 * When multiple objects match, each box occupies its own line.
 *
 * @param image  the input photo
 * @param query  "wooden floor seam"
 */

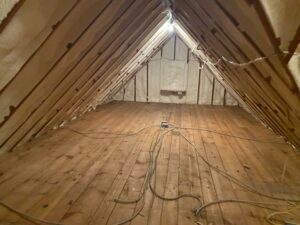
xmin=0 ymin=101 xmax=299 ymax=225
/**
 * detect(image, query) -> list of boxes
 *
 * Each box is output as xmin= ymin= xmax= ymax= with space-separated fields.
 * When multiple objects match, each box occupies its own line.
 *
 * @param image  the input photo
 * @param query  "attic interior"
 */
xmin=0 ymin=0 xmax=300 ymax=225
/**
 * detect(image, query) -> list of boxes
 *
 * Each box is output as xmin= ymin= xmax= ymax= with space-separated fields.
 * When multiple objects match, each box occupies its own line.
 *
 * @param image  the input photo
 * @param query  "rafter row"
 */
xmin=0 ymin=0 xmax=299 ymax=153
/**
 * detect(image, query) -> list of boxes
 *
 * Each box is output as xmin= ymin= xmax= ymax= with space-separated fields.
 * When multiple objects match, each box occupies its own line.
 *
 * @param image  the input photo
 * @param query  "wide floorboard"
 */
xmin=0 ymin=101 xmax=299 ymax=225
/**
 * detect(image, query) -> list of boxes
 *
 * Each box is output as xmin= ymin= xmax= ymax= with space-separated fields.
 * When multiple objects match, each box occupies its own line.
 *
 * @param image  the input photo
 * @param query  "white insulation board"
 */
xmin=113 ymin=35 xmax=238 ymax=106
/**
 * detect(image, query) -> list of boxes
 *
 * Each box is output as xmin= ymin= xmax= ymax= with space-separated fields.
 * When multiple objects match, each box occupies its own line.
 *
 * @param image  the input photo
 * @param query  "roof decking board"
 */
xmin=0 ymin=0 xmax=299 ymax=152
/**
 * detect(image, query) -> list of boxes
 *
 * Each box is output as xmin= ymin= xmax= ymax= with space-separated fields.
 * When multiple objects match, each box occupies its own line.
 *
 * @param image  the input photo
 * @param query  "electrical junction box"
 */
xmin=161 ymin=121 xmax=169 ymax=128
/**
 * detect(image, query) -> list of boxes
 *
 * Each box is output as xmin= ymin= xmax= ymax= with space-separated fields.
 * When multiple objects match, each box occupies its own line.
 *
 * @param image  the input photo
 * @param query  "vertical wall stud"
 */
xmin=211 ymin=77 xmax=215 ymax=105
xmin=197 ymin=62 xmax=202 ymax=105
xmin=223 ymin=89 xmax=227 ymax=106
xmin=134 ymin=76 xmax=136 ymax=102
xmin=146 ymin=63 xmax=149 ymax=102
xmin=173 ymin=35 xmax=177 ymax=60
xmin=122 ymin=86 xmax=125 ymax=101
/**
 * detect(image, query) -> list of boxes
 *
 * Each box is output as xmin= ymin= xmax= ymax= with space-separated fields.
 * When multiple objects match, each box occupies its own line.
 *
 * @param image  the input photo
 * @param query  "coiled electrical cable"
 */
xmin=0 ymin=123 xmax=299 ymax=225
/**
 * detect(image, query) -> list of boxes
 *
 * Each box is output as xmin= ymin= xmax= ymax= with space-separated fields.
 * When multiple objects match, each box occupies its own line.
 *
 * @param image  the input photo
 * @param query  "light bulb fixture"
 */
xmin=168 ymin=10 xmax=174 ymax=33
xmin=168 ymin=22 xmax=174 ymax=33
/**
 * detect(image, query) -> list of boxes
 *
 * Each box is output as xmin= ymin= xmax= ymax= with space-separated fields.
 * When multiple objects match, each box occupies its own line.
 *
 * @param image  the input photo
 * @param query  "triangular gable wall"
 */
xmin=110 ymin=34 xmax=239 ymax=106
xmin=0 ymin=1 xmax=299 ymax=153
xmin=92 ymin=2 xmax=300 ymax=149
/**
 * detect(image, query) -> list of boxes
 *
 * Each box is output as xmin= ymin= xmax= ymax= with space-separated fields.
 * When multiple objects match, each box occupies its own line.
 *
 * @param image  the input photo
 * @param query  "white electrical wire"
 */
xmin=200 ymin=51 xmax=300 ymax=67
xmin=64 ymin=123 xmax=285 ymax=143
xmin=0 ymin=123 xmax=299 ymax=225
xmin=0 ymin=200 xmax=65 ymax=225
xmin=64 ymin=125 xmax=160 ymax=139
xmin=141 ymin=49 xmax=299 ymax=73
xmin=178 ymin=130 xmax=300 ymax=203
xmin=168 ymin=123 xmax=284 ymax=143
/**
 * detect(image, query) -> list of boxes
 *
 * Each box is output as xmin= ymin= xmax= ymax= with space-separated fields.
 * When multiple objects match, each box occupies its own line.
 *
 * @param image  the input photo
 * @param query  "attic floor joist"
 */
xmin=0 ymin=102 xmax=299 ymax=225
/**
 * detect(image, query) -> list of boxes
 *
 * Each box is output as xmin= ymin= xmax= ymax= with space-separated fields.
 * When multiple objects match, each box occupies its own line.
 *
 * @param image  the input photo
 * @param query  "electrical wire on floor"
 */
xmin=177 ymin=130 xmax=300 ymax=203
xmin=175 ymin=128 xmax=300 ymax=225
xmin=266 ymin=201 xmax=300 ymax=225
xmin=63 ymin=125 xmax=160 ymax=139
xmin=113 ymin=127 xmax=202 ymax=225
xmin=0 ymin=123 xmax=299 ymax=225
xmin=0 ymin=200 xmax=64 ymax=225
xmin=168 ymin=123 xmax=285 ymax=143
xmin=112 ymin=128 xmax=163 ymax=225
xmin=0 ymin=126 xmax=160 ymax=225
xmin=65 ymin=123 xmax=285 ymax=144
xmin=112 ymin=125 xmax=299 ymax=225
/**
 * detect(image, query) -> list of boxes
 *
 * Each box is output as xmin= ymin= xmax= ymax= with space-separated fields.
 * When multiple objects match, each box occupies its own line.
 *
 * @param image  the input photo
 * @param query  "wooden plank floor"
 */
xmin=0 ymin=101 xmax=299 ymax=225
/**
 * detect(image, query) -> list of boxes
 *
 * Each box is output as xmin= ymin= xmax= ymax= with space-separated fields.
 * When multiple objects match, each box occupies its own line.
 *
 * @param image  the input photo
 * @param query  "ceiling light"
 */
xmin=168 ymin=22 xmax=174 ymax=33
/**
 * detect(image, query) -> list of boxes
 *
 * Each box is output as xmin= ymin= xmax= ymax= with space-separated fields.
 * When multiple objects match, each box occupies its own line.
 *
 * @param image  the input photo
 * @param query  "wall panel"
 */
xmin=148 ymin=51 xmax=161 ymax=103
xmin=113 ymin=35 xmax=238 ymax=106
xmin=136 ymin=66 xmax=147 ymax=102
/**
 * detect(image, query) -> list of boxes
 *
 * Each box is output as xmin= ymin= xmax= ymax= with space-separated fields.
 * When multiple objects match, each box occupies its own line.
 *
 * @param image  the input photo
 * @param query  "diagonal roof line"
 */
xmin=98 ymin=17 xmax=245 ymax=109
xmin=90 ymin=19 xmax=174 ymax=107
xmin=95 ymin=16 xmax=299 ymax=148
xmin=103 ymin=34 xmax=174 ymax=104
xmin=173 ymin=20 xmax=247 ymax=108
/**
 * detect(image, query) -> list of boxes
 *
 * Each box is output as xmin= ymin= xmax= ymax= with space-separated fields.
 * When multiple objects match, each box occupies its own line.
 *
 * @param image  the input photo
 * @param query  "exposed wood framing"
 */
xmin=0 ymin=0 xmax=299 ymax=153
xmin=0 ymin=0 xmax=167 ymax=153
xmin=100 ymin=23 xmax=173 ymax=105
xmin=196 ymin=62 xmax=202 ymax=104
xmin=114 ymin=34 xmax=238 ymax=106
xmin=146 ymin=63 xmax=149 ymax=102
xmin=0 ymin=0 xmax=24 ymax=33
xmin=174 ymin=0 xmax=300 ymax=148
xmin=1 ymin=102 xmax=299 ymax=225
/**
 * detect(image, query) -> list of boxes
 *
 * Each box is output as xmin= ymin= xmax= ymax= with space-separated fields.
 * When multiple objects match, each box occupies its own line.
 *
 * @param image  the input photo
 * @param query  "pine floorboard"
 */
xmin=0 ymin=101 xmax=299 ymax=225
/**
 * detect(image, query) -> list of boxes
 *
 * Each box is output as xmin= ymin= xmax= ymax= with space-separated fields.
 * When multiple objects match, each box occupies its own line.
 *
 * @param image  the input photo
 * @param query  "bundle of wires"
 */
xmin=112 ymin=125 xmax=300 ymax=225
xmin=0 ymin=123 xmax=299 ymax=225
xmin=64 ymin=124 xmax=285 ymax=143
